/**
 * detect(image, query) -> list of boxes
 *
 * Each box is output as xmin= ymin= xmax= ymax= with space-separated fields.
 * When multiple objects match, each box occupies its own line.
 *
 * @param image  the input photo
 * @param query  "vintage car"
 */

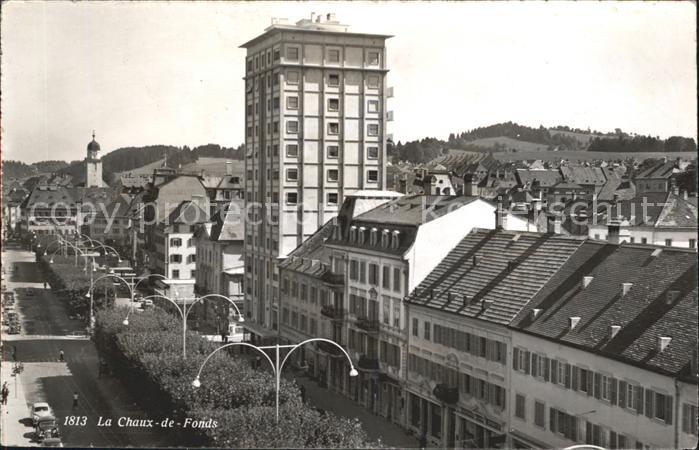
xmin=31 ymin=402 xmax=53 ymax=425
xmin=8 ymin=324 xmax=21 ymax=334
xmin=34 ymin=414 xmax=59 ymax=442
xmin=41 ymin=437 xmax=63 ymax=447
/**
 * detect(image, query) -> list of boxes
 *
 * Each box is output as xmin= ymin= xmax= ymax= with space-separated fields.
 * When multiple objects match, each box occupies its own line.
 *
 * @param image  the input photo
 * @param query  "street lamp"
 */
xmin=191 ymin=338 xmax=358 ymax=423
xmin=122 ymin=293 xmax=245 ymax=359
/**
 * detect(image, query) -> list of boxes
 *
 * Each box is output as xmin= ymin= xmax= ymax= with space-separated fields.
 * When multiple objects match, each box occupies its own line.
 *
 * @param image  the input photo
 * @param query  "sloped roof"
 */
xmin=636 ymin=161 xmax=676 ymax=179
xmin=516 ymin=169 xmax=563 ymax=188
xmin=560 ymin=166 xmax=607 ymax=186
xmin=21 ymin=186 xmax=77 ymax=209
xmin=165 ymin=200 xmax=209 ymax=225
xmin=406 ymin=229 xmax=586 ymax=325
xmin=279 ymin=219 xmax=336 ymax=277
xmin=354 ymin=195 xmax=479 ymax=226
xmin=512 ymin=243 xmax=697 ymax=378
xmin=426 ymin=152 xmax=499 ymax=177
xmin=95 ymin=194 xmax=132 ymax=218
xmin=593 ymin=192 xmax=697 ymax=227
xmin=210 ymin=200 xmax=244 ymax=241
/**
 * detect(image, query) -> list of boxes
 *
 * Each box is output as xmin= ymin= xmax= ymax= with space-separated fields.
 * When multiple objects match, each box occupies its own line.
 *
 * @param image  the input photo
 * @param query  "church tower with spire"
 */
xmin=85 ymin=131 xmax=103 ymax=188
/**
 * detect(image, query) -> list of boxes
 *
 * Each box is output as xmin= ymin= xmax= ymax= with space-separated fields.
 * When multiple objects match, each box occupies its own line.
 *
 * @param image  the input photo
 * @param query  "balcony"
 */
xmin=320 ymin=304 xmax=344 ymax=321
xmin=433 ymin=384 xmax=459 ymax=404
xmin=358 ymin=355 xmax=380 ymax=371
xmin=321 ymin=272 xmax=344 ymax=286
xmin=355 ymin=316 xmax=380 ymax=333
xmin=316 ymin=340 xmax=344 ymax=357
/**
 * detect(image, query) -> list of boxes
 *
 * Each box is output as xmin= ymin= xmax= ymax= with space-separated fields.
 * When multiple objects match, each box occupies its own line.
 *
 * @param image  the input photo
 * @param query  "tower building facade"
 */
xmin=240 ymin=14 xmax=392 ymax=340
xmin=86 ymin=131 xmax=103 ymax=188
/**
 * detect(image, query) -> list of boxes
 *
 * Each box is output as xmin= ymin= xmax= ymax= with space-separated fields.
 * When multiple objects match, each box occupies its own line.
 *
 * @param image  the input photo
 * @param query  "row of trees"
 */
xmin=588 ymin=135 xmax=697 ymax=153
xmin=93 ymin=307 xmax=376 ymax=448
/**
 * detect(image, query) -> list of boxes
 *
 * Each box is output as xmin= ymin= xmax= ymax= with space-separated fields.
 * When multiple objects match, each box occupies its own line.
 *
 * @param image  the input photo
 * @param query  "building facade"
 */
xmin=241 ymin=14 xmax=392 ymax=341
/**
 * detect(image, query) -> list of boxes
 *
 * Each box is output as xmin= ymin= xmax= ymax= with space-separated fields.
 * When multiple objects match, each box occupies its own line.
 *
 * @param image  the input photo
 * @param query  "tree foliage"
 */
xmin=93 ymin=308 xmax=376 ymax=448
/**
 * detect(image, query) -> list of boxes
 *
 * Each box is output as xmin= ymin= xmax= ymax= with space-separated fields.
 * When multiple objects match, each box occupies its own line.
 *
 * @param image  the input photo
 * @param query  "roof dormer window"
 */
xmin=370 ymin=227 xmax=378 ymax=246
xmin=391 ymin=230 xmax=400 ymax=249
xmin=358 ymin=227 xmax=366 ymax=244
xmin=349 ymin=226 xmax=357 ymax=243
xmin=381 ymin=229 xmax=390 ymax=248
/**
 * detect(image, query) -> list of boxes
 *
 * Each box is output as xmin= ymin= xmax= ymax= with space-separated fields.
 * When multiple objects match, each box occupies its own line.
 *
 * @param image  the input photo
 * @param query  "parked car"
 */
xmin=8 ymin=325 xmax=21 ymax=334
xmin=32 ymin=402 xmax=53 ymax=426
xmin=35 ymin=415 xmax=59 ymax=442
xmin=41 ymin=437 xmax=63 ymax=448
xmin=141 ymin=299 xmax=154 ymax=308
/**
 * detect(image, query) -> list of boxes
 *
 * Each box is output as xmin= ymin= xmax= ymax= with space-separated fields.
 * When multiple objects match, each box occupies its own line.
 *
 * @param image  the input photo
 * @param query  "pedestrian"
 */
xmin=1 ymin=382 xmax=9 ymax=405
xmin=419 ymin=432 xmax=427 ymax=450
xmin=11 ymin=345 xmax=17 ymax=362
xmin=255 ymin=355 xmax=261 ymax=369
xmin=59 ymin=349 xmax=64 ymax=362
xmin=72 ymin=391 xmax=79 ymax=408
xmin=44 ymin=281 xmax=47 ymax=290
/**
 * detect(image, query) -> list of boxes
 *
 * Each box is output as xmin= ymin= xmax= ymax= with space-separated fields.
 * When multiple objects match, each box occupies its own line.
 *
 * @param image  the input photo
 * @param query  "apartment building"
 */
xmin=509 ymin=243 xmax=698 ymax=449
xmin=405 ymin=230 xmax=586 ymax=448
xmin=151 ymin=200 xmax=209 ymax=298
xmin=278 ymin=193 xmax=500 ymax=427
xmin=240 ymin=14 xmax=392 ymax=342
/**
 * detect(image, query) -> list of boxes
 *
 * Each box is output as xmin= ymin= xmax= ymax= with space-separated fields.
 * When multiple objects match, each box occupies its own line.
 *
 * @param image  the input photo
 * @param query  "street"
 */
xmin=1 ymin=246 xmax=179 ymax=448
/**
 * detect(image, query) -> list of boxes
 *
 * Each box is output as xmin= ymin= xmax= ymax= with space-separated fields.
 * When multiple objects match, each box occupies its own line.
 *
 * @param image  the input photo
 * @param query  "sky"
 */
xmin=1 ymin=1 xmax=696 ymax=163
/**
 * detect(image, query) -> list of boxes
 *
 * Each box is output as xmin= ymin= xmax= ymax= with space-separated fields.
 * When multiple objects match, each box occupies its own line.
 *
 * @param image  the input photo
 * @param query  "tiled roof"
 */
xmin=426 ymin=152 xmax=499 ymax=177
xmin=593 ymin=192 xmax=697 ymax=227
xmin=560 ymin=166 xmax=607 ymax=186
xmin=165 ymin=201 xmax=209 ymax=225
xmin=21 ymin=186 xmax=77 ymax=209
xmin=279 ymin=219 xmax=335 ymax=277
xmin=516 ymin=169 xmax=562 ymax=188
xmin=354 ymin=195 xmax=478 ymax=226
xmin=636 ymin=161 xmax=676 ymax=179
xmin=512 ymin=243 xmax=697 ymax=378
xmin=407 ymin=229 xmax=585 ymax=325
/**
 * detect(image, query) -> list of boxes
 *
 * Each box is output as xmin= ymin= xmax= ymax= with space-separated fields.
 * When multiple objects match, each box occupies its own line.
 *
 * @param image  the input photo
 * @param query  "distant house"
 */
xmin=634 ymin=161 xmax=678 ymax=194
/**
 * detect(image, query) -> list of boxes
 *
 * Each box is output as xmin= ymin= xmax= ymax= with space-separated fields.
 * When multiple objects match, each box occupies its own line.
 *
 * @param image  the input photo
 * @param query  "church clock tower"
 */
xmin=85 ymin=131 xmax=103 ymax=188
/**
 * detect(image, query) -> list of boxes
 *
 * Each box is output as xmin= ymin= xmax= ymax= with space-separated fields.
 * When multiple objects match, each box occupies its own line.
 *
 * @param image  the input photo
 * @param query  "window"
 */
xmin=412 ymin=318 xmax=418 ymax=336
xmin=682 ymin=403 xmax=698 ymax=436
xmin=328 ymin=122 xmax=340 ymax=135
xmin=287 ymin=70 xmax=299 ymax=84
xmin=641 ymin=237 xmax=648 ymax=244
xmin=273 ymin=97 xmax=280 ymax=110
xmin=368 ymin=263 xmax=379 ymax=285
xmin=382 ymin=266 xmax=391 ymax=289
xmin=367 ymin=170 xmax=379 ymax=183
xmin=367 ymin=146 xmax=379 ymax=159
xmin=665 ymin=239 xmax=673 ymax=247
xmin=286 ymin=46 xmax=299 ymax=61
xmin=367 ymin=51 xmax=379 ymax=65
xmin=286 ymin=144 xmax=299 ymax=157
xmin=286 ymin=121 xmax=299 ymax=134
xmin=327 ymin=193 xmax=338 ymax=205
xmin=170 ymin=254 xmax=182 ymax=263
xmin=367 ymin=75 xmax=380 ymax=88
xmin=327 ymin=169 xmax=339 ymax=182
xmin=328 ymin=49 xmax=340 ymax=62
xmin=246 ymin=59 xmax=253 ymax=72
xmin=535 ymin=401 xmax=545 ymax=428
xmin=171 ymin=269 xmax=180 ymax=279
xmin=690 ymin=239 xmax=696 ymax=249
xmin=515 ymin=394 xmax=526 ymax=420
xmin=286 ymin=192 xmax=298 ymax=205
xmin=328 ymin=73 xmax=340 ymax=86
xmin=393 ymin=268 xmax=401 ymax=292
xmin=424 ymin=321 xmax=431 ymax=340
xmin=367 ymin=124 xmax=379 ymax=136
xmin=327 ymin=98 xmax=339 ymax=111
xmin=170 ymin=238 xmax=182 ymax=247
xmin=287 ymin=96 xmax=299 ymax=109
xmin=286 ymin=169 xmax=298 ymax=181
xmin=367 ymin=100 xmax=379 ymax=113
xmin=349 ymin=260 xmax=358 ymax=280
xmin=273 ymin=49 xmax=280 ymax=61
xmin=327 ymin=145 xmax=339 ymax=158
xmin=653 ymin=391 xmax=671 ymax=422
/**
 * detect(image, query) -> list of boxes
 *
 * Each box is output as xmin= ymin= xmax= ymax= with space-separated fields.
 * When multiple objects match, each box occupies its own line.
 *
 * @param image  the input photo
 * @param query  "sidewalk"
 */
xmin=0 ymin=362 xmax=37 ymax=447
xmin=292 ymin=373 xmax=419 ymax=449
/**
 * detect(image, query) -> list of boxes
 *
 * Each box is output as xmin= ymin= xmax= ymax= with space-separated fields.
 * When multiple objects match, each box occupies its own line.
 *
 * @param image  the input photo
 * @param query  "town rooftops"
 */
xmin=511 ymin=242 xmax=697 ymax=379
xmin=278 ymin=219 xmax=335 ymax=278
xmin=635 ymin=160 xmax=677 ymax=179
xmin=352 ymin=194 xmax=479 ymax=226
xmin=20 ymin=186 xmax=78 ymax=209
xmin=163 ymin=200 xmax=209 ymax=226
xmin=593 ymin=191 xmax=698 ymax=227
xmin=406 ymin=229 xmax=586 ymax=325
xmin=560 ymin=165 xmax=607 ymax=186
xmin=516 ymin=169 xmax=563 ymax=188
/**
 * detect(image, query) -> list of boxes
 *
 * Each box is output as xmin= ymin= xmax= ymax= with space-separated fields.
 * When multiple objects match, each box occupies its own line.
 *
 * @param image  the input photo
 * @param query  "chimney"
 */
xmin=621 ymin=282 xmax=633 ymax=296
xmin=657 ymin=336 xmax=672 ymax=352
xmin=462 ymin=294 xmax=470 ymax=308
xmin=666 ymin=290 xmax=680 ymax=305
xmin=226 ymin=161 xmax=232 ymax=176
xmin=429 ymin=289 xmax=434 ymax=300
xmin=531 ymin=308 xmax=543 ymax=320
xmin=607 ymin=221 xmax=621 ymax=245
xmin=481 ymin=299 xmax=493 ymax=312
xmin=582 ymin=276 xmax=594 ymax=289
xmin=463 ymin=173 xmax=477 ymax=196
xmin=472 ymin=255 xmax=480 ymax=266
xmin=568 ymin=316 xmax=581 ymax=330
xmin=494 ymin=196 xmax=507 ymax=230
xmin=609 ymin=325 xmax=621 ymax=338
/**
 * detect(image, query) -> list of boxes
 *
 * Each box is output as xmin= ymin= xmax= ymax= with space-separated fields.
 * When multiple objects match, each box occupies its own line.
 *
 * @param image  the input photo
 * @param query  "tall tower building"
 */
xmin=240 ymin=14 xmax=392 ymax=341
xmin=85 ymin=131 xmax=103 ymax=188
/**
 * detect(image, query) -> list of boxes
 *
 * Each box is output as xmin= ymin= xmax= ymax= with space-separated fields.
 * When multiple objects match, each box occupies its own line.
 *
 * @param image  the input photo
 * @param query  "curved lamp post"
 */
xmin=123 ymin=293 xmax=245 ymax=359
xmin=87 ymin=273 xmax=138 ymax=332
xmin=192 ymin=338 xmax=358 ymax=423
